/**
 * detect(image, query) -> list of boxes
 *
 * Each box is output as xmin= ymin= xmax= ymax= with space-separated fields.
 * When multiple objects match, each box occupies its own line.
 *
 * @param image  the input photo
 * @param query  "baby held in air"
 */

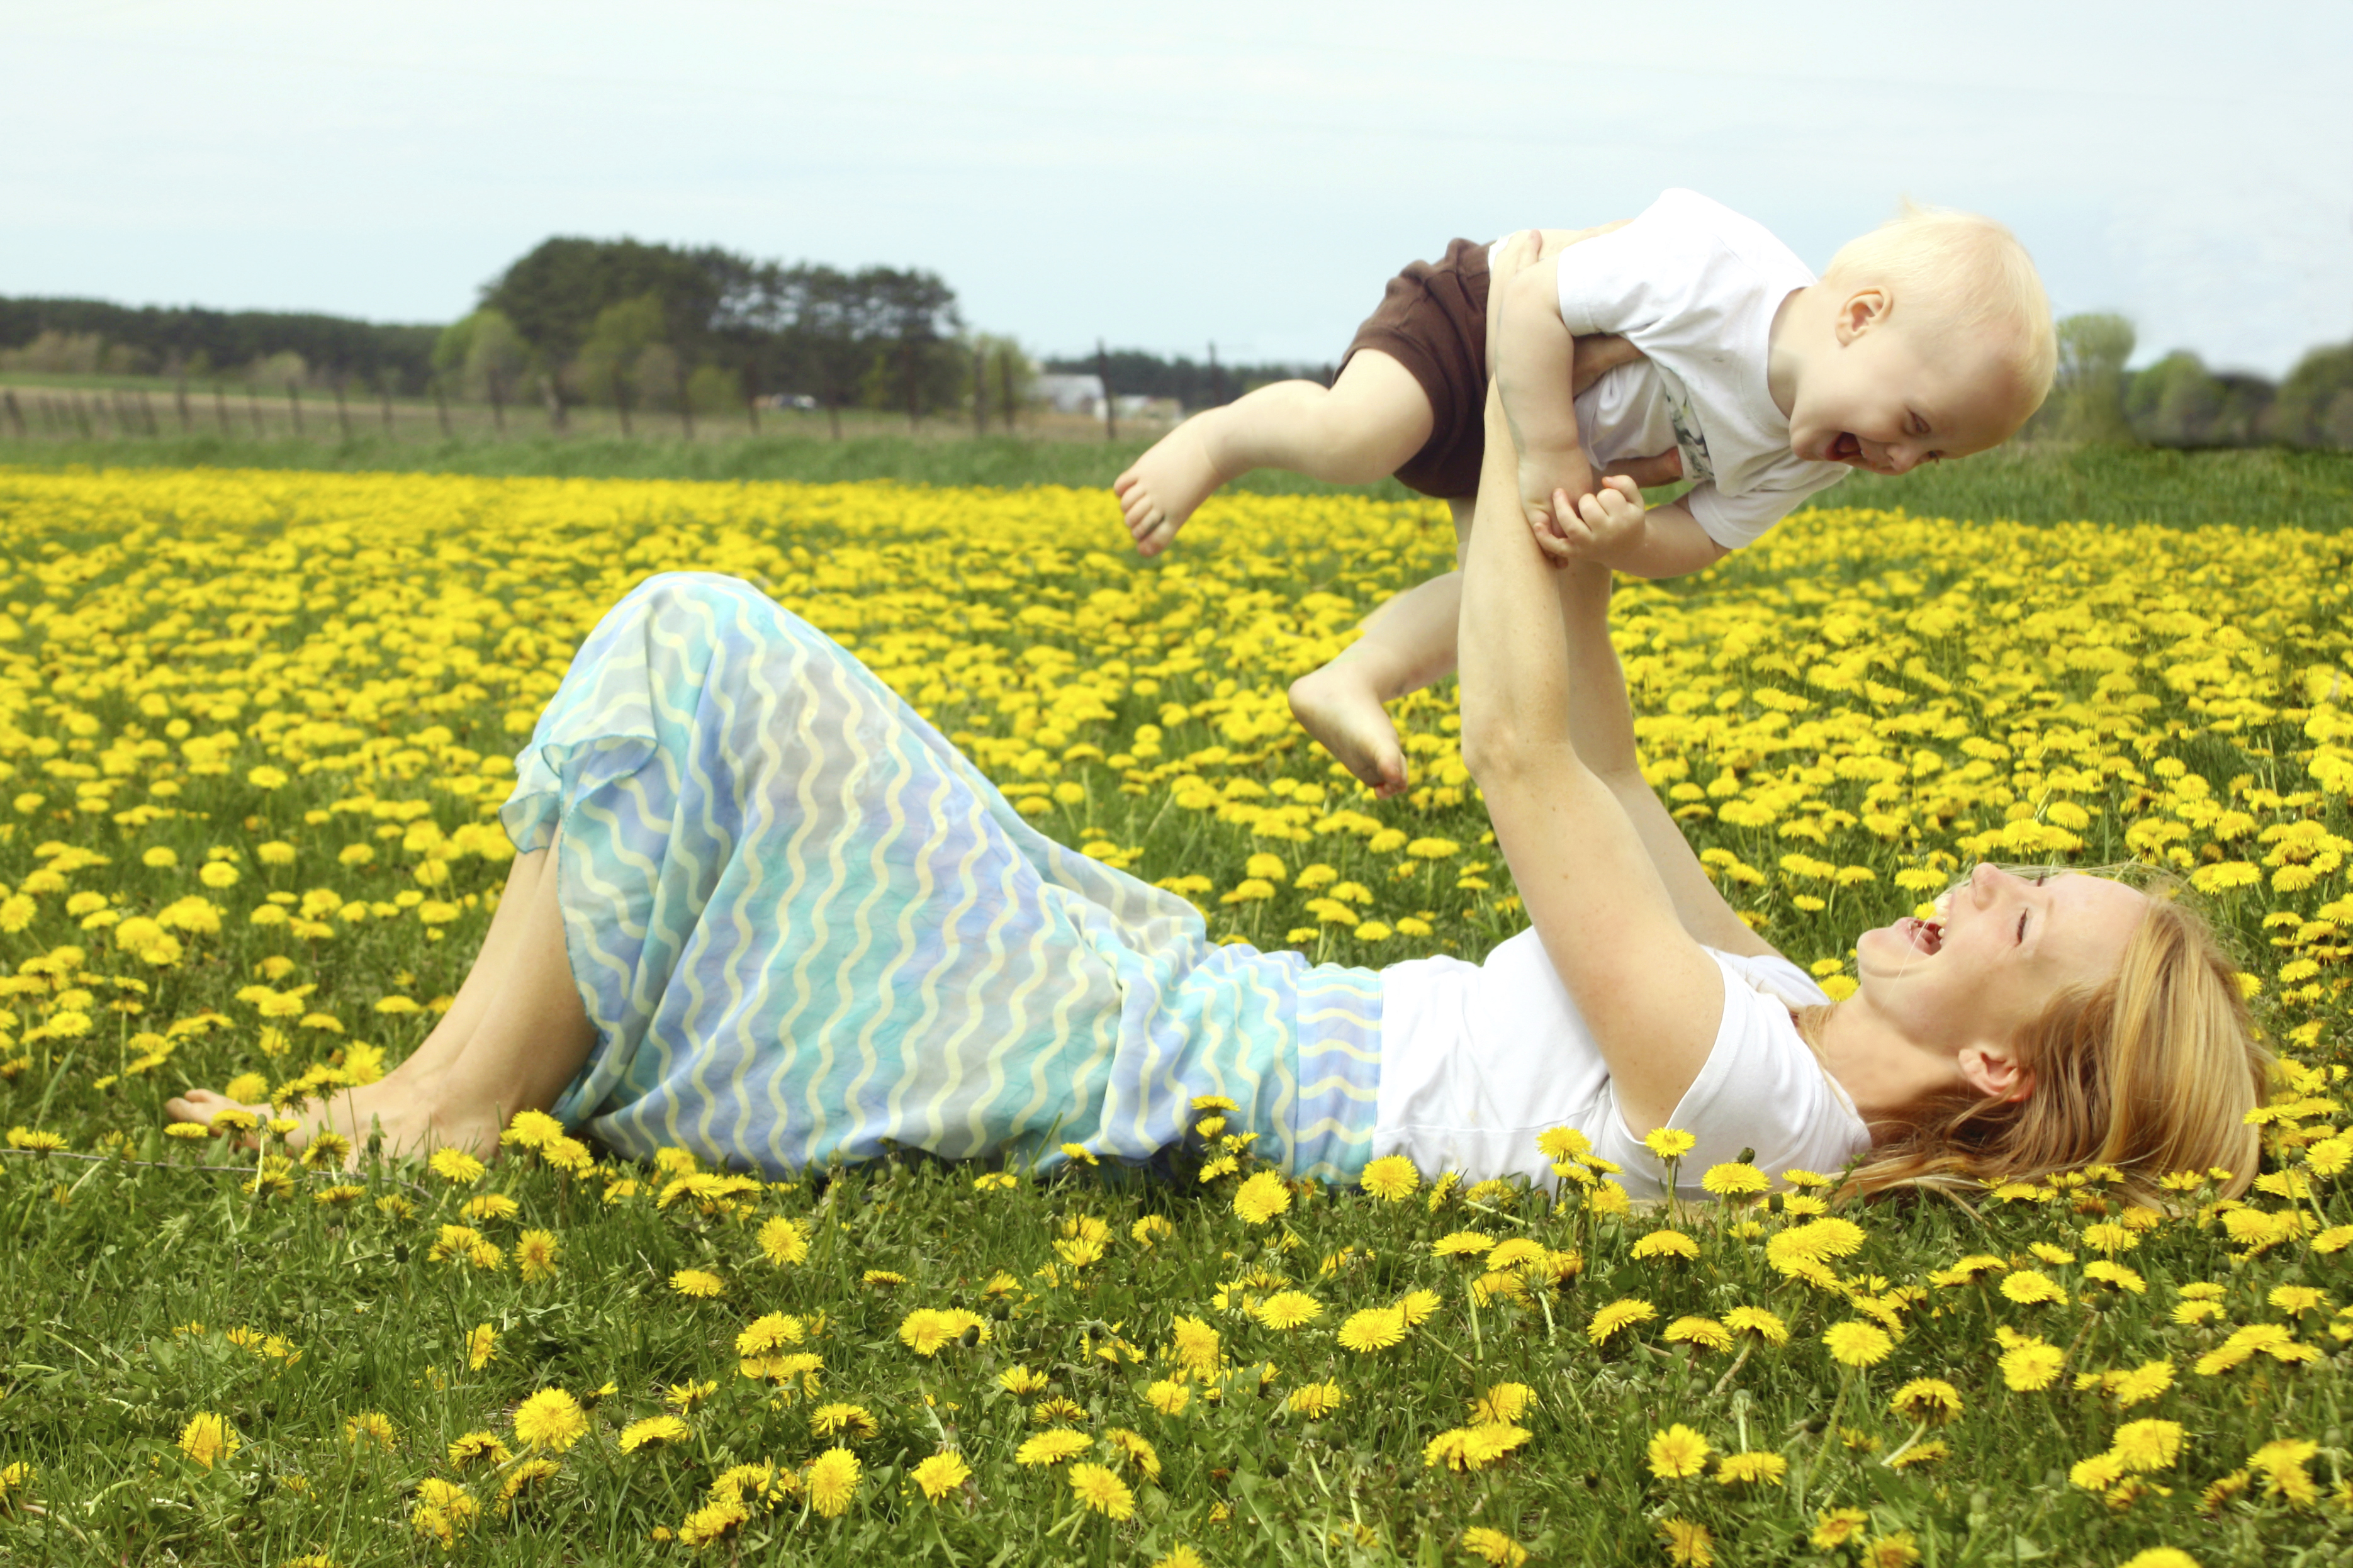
xmin=1113 ymin=193 xmax=2057 ymax=796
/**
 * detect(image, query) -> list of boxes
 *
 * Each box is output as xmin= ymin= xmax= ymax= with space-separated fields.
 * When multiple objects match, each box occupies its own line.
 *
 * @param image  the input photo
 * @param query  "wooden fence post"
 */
xmin=286 ymin=380 xmax=305 ymax=436
xmin=139 ymin=388 xmax=159 ymax=435
xmin=974 ymin=345 xmax=987 ymax=437
xmin=175 ymin=378 xmax=191 ymax=432
xmin=540 ymin=374 xmax=566 ymax=434
xmin=381 ymin=381 xmax=394 ymax=435
xmin=432 ymin=378 xmax=451 ymax=439
xmin=213 ymin=382 xmax=230 ymax=433
xmin=1096 ymin=340 xmax=1117 ymax=442
xmin=332 ymin=376 xmax=352 ymax=441
xmin=72 ymin=394 xmax=93 ymax=439
xmin=2 ymin=391 xmax=21 ymax=440
xmin=248 ymin=387 xmax=264 ymax=437
xmin=999 ymin=350 xmax=1016 ymax=434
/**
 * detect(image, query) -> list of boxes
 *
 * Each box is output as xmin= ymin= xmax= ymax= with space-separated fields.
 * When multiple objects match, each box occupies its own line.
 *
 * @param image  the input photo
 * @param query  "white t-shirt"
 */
xmin=1546 ymin=189 xmax=1850 ymax=550
xmin=1374 ymin=928 xmax=1870 ymax=1199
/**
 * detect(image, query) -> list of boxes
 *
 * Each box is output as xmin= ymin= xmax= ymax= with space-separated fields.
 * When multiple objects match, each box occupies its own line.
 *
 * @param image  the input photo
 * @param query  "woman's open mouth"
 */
xmin=1897 ymin=917 xmax=1942 ymax=955
xmin=1830 ymin=432 xmax=1863 ymax=463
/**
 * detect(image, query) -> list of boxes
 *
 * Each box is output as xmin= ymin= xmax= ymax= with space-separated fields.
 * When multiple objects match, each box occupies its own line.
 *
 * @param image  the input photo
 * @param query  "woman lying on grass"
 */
xmin=170 ymin=244 xmax=2267 ymax=1207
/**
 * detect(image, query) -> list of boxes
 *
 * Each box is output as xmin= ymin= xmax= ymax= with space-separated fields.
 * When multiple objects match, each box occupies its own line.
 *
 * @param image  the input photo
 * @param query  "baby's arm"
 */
xmin=1493 ymin=247 xmax=1597 ymax=532
xmin=1536 ymin=484 xmax=1729 ymax=581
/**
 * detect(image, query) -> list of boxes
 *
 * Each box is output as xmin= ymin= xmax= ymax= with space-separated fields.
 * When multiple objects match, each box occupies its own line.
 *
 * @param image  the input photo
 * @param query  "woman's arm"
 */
xmin=1457 ymin=359 xmax=1727 ymax=1133
xmin=1549 ymin=566 xmax=1780 ymax=960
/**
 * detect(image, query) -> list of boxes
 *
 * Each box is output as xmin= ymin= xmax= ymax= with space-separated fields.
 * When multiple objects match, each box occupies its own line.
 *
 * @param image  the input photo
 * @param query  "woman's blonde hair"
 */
xmin=1820 ymin=877 xmax=2269 ymax=1207
xmin=1821 ymin=201 xmax=2059 ymax=412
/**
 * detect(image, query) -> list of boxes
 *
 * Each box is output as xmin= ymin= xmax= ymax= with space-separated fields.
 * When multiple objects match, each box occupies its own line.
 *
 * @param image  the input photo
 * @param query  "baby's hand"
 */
xmin=1518 ymin=449 xmax=1596 ymax=536
xmin=1530 ymin=475 xmax=1646 ymax=566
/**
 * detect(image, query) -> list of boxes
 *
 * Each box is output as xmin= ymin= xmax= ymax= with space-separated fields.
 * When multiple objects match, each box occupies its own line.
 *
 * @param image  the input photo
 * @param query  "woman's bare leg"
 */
xmin=166 ymin=841 xmax=593 ymax=1163
xmin=1115 ymin=350 xmax=1435 ymax=556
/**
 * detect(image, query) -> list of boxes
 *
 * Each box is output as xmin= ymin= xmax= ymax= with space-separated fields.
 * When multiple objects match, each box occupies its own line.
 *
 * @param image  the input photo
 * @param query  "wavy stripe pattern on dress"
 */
xmin=502 ymin=573 xmax=1385 ymax=1183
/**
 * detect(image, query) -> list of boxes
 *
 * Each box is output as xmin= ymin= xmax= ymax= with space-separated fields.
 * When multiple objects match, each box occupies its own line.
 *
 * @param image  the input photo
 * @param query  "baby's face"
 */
xmin=1787 ymin=293 xmax=2031 ymax=476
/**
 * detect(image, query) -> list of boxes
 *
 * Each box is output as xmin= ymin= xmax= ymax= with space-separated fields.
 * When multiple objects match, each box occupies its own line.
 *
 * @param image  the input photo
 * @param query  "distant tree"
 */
xmin=685 ymin=362 xmax=743 ymax=414
xmin=969 ymin=333 xmax=1033 ymax=431
xmin=2126 ymin=350 xmax=2225 ymax=447
xmin=479 ymin=238 xmax=722 ymax=367
xmin=2041 ymin=313 xmax=2138 ymax=444
xmin=860 ymin=269 xmax=963 ymax=430
xmin=567 ymin=296 xmax=667 ymax=408
xmin=790 ymin=268 xmax=876 ymax=440
xmin=434 ymin=309 xmax=528 ymax=403
xmin=2272 ymin=343 xmax=2353 ymax=448
xmin=0 ymin=298 xmax=435 ymax=389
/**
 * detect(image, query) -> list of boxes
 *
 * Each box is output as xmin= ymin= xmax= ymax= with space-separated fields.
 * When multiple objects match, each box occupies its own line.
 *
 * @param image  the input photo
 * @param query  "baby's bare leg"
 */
xmin=1115 ymin=350 xmax=1435 ymax=557
xmin=1288 ymin=498 xmax=1474 ymax=798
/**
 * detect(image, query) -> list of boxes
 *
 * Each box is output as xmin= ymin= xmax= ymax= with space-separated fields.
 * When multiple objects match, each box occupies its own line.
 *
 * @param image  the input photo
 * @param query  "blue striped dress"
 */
xmin=502 ymin=573 xmax=1386 ymax=1184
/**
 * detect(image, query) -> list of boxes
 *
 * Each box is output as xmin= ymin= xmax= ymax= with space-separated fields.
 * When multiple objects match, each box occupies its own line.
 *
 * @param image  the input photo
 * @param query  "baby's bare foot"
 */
xmin=1289 ymin=663 xmax=1408 ymax=798
xmin=1113 ymin=415 xmax=1230 ymax=557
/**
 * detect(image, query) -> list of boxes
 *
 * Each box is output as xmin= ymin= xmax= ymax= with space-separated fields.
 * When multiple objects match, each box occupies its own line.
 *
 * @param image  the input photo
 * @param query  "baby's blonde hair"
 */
xmin=1822 ymin=202 xmax=2057 ymax=412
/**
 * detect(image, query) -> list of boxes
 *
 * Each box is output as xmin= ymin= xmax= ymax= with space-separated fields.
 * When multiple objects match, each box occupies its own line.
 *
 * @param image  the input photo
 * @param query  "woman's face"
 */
xmin=1852 ymin=865 xmax=2149 ymax=1062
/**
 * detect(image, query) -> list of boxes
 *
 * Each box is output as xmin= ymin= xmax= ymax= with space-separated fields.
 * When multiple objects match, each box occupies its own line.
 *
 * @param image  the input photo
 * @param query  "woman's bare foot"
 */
xmin=164 ymin=1073 xmax=501 ymax=1168
xmin=1289 ymin=663 xmax=1408 ymax=798
xmin=1114 ymin=415 xmax=1232 ymax=557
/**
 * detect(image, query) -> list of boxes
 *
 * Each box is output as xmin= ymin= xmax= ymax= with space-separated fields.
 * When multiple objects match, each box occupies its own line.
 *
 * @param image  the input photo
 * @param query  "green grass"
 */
xmin=4 ymin=458 xmax=2353 ymax=1565
xmin=3 ymin=426 xmax=2349 ymax=527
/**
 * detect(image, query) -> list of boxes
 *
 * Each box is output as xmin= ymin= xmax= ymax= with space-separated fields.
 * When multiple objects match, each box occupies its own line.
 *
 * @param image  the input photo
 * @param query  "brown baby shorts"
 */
xmin=1340 ymin=238 xmax=1491 ymax=500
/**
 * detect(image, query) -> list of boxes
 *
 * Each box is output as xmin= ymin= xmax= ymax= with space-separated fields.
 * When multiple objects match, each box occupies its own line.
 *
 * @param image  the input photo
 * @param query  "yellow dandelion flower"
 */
xmin=1143 ymin=1379 xmax=1190 ymax=1415
xmin=1643 ymin=1127 xmax=1697 ymax=1160
xmin=1461 ymin=1526 xmax=1531 ymax=1566
xmin=804 ymin=1447 xmax=860 ymax=1518
xmin=1822 ymin=1321 xmax=1894 ymax=1368
xmin=911 ymin=1451 xmax=970 ymax=1501
xmin=618 ymin=1416 xmax=691 ymax=1453
xmin=177 ymin=1412 xmax=240 ymax=1469
xmin=1716 ymin=1451 xmax=1788 ymax=1486
xmin=1067 ymin=1460 xmax=1135 ymax=1518
xmin=1247 ymin=1290 xmax=1322 ymax=1330
xmin=1015 ymin=1429 xmax=1094 ymax=1467
xmin=1588 ymin=1297 xmax=1656 ymax=1345
xmin=1648 ymin=1423 xmax=1711 ymax=1479
xmin=1658 ymin=1516 xmax=1714 ymax=1567
xmin=1286 ymin=1381 xmax=1345 ymax=1417
xmin=1632 ymin=1229 xmax=1700 ymax=1261
xmin=512 ymin=1388 xmax=588 ymax=1453
xmin=756 ymin=1215 xmax=812 ymax=1265
xmin=1889 ymin=1378 xmax=1962 ymax=1423
xmin=1232 ymin=1170 xmax=1291 ymax=1224
xmin=1701 ymin=1162 xmax=1768 ymax=1196
xmin=1665 ymin=1316 xmax=1734 ymax=1353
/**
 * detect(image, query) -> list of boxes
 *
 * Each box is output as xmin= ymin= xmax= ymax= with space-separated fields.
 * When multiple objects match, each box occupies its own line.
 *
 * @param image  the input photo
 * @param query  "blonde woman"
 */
xmin=167 ymin=264 xmax=2265 ymax=1206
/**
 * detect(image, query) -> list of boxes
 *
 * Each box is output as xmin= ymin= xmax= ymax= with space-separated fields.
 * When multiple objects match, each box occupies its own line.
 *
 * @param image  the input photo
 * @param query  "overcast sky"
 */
xmin=6 ymin=1 xmax=2348 ymax=376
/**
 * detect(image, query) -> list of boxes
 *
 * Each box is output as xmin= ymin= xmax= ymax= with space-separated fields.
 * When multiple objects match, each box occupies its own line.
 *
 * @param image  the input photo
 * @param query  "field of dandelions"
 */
xmin=4 ymin=467 xmax=2353 ymax=1567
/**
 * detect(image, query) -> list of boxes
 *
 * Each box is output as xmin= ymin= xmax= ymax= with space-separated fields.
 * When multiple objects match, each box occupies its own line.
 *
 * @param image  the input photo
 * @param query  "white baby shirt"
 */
xmin=1374 ymin=928 xmax=1870 ymax=1199
xmin=1548 ymin=189 xmax=1850 ymax=551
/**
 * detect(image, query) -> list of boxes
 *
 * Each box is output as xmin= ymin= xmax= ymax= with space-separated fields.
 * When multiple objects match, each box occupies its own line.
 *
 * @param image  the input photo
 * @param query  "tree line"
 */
xmin=4 ymin=256 xmax=2349 ymax=449
xmin=2038 ymin=315 xmax=2353 ymax=450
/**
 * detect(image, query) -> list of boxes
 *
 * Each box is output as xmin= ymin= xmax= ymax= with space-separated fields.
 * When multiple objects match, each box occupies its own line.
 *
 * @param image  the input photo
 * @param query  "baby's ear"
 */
xmin=1836 ymin=288 xmax=1892 ymax=344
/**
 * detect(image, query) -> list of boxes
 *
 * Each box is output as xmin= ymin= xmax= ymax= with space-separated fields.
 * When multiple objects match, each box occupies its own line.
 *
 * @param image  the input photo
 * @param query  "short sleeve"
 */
xmin=1588 ymin=955 xmax=1867 ymax=1194
xmin=1553 ymin=191 xmax=1719 ymax=337
xmin=1686 ymin=466 xmax=1850 ymax=551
